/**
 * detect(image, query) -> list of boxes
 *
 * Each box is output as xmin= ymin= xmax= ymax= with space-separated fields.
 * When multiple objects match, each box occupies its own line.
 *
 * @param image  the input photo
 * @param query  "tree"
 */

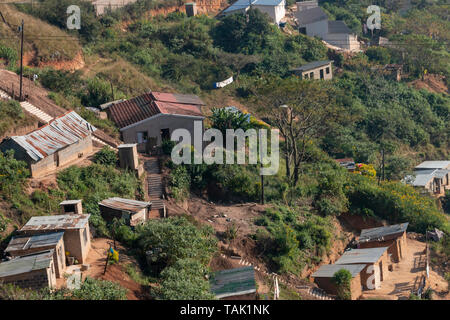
xmin=213 ymin=9 xmax=272 ymax=54
xmin=332 ymin=269 xmax=352 ymax=300
xmin=215 ymin=51 xmax=260 ymax=81
xmin=209 ymin=107 xmax=251 ymax=134
xmin=257 ymin=78 xmax=342 ymax=185
xmin=93 ymin=146 xmax=118 ymax=166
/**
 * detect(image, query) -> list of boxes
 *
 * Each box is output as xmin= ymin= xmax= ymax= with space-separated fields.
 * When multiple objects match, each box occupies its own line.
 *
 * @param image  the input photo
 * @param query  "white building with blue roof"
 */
xmin=222 ymin=0 xmax=286 ymax=24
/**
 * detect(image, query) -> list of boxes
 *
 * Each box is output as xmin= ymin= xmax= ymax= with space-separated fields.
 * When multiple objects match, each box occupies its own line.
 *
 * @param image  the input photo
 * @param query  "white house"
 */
xmin=295 ymin=4 xmax=360 ymax=51
xmin=222 ymin=0 xmax=286 ymax=24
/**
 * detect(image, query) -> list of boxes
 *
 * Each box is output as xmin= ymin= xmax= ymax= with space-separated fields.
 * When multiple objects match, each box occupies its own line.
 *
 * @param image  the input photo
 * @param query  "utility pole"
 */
xmin=19 ymin=20 xmax=24 ymax=101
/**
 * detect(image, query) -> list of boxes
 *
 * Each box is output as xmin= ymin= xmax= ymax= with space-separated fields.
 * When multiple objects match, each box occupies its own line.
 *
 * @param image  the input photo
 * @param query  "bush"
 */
xmin=161 ymin=139 xmax=176 ymax=155
xmin=0 ymin=150 xmax=30 ymax=199
xmin=332 ymin=269 xmax=352 ymax=300
xmin=93 ymin=146 xmax=118 ymax=166
xmin=169 ymin=165 xmax=191 ymax=200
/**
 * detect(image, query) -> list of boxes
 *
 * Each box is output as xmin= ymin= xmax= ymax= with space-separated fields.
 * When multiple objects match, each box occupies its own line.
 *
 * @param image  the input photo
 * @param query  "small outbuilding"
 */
xmin=335 ymin=247 xmax=390 ymax=290
xmin=0 ymin=250 xmax=56 ymax=290
xmin=311 ymin=263 xmax=366 ymax=300
xmin=291 ymin=60 xmax=333 ymax=80
xmin=358 ymin=223 xmax=408 ymax=263
xmin=210 ymin=266 xmax=257 ymax=300
xmin=60 ymin=200 xmax=83 ymax=215
xmin=18 ymin=214 xmax=91 ymax=264
xmin=99 ymin=197 xmax=152 ymax=226
xmin=5 ymin=232 xmax=66 ymax=278
xmin=0 ymin=111 xmax=96 ymax=178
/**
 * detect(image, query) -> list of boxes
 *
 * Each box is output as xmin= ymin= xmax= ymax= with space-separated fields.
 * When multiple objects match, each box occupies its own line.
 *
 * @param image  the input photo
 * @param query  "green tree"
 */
xmin=213 ymin=9 xmax=273 ymax=54
xmin=332 ymin=269 xmax=352 ymax=300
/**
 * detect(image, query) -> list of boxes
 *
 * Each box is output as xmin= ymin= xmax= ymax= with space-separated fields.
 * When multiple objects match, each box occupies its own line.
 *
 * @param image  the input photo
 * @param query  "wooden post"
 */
xmin=103 ymin=245 xmax=112 ymax=275
xmin=19 ymin=20 xmax=24 ymax=101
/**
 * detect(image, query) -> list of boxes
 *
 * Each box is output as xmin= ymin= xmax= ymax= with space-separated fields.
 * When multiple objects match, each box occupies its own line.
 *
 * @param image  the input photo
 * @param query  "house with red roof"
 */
xmin=107 ymin=91 xmax=205 ymax=153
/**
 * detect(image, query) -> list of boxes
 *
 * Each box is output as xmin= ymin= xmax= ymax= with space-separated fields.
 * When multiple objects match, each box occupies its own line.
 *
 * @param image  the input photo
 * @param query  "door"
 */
xmin=320 ymin=69 xmax=324 ymax=79
xmin=161 ymin=128 xmax=170 ymax=141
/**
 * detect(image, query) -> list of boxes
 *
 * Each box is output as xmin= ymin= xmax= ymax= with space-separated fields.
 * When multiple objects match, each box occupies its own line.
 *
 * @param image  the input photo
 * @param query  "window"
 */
xmin=326 ymin=67 xmax=330 ymax=74
xmin=309 ymin=72 xmax=314 ymax=79
xmin=303 ymin=73 xmax=308 ymax=79
xmin=137 ymin=131 xmax=148 ymax=144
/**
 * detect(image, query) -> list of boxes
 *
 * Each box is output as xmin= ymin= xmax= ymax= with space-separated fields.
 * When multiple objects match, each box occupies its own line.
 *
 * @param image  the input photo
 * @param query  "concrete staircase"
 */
xmin=0 ymin=89 xmax=11 ymax=99
xmin=20 ymin=101 xmax=53 ymax=124
xmin=145 ymin=158 xmax=165 ymax=210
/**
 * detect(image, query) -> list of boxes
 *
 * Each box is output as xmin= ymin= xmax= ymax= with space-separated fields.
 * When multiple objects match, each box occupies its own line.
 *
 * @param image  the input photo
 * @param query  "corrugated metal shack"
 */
xmin=99 ymin=197 xmax=152 ymax=226
xmin=210 ymin=266 xmax=257 ymax=299
xmin=0 ymin=111 xmax=96 ymax=178
xmin=5 ymin=232 xmax=66 ymax=278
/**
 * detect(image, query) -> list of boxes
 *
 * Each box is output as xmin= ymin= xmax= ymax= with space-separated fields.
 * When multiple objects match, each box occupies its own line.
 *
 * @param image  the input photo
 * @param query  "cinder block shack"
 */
xmin=17 ymin=214 xmax=91 ymax=264
xmin=358 ymin=223 xmax=408 ymax=263
xmin=335 ymin=247 xmax=390 ymax=290
xmin=0 ymin=250 xmax=56 ymax=290
xmin=99 ymin=197 xmax=152 ymax=226
xmin=60 ymin=200 xmax=83 ymax=215
xmin=210 ymin=266 xmax=257 ymax=300
xmin=5 ymin=232 xmax=66 ymax=278
xmin=0 ymin=111 xmax=96 ymax=178
xmin=312 ymin=263 xmax=366 ymax=300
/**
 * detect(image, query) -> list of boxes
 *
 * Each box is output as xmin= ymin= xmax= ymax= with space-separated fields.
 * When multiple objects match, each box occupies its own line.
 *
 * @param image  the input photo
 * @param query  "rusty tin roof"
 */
xmin=19 ymin=214 xmax=90 ymax=232
xmin=99 ymin=197 xmax=152 ymax=214
xmin=10 ymin=111 xmax=96 ymax=161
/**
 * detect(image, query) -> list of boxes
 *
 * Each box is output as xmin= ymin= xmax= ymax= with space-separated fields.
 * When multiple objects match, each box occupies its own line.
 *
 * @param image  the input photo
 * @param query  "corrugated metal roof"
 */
xmin=335 ymin=247 xmax=389 ymax=264
xmin=312 ymin=263 xmax=366 ymax=278
xmin=210 ymin=266 xmax=256 ymax=298
xmin=108 ymin=92 xmax=204 ymax=129
xmin=407 ymin=169 xmax=448 ymax=187
xmin=296 ymin=6 xmax=328 ymax=25
xmin=223 ymin=0 xmax=283 ymax=14
xmin=0 ymin=250 xmax=53 ymax=278
xmin=20 ymin=214 xmax=90 ymax=232
xmin=359 ymin=223 xmax=409 ymax=242
xmin=328 ymin=20 xmax=352 ymax=34
xmin=9 ymin=111 xmax=96 ymax=162
xmin=99 ymin=197 xmax=151 ymax=213
xmin=5 ymin=232 xmax=64 ymax=252
xmin=292 ymin=60 xmax=333 ymax=72
xmin=415 ymin=161 xmax=450 ymax=170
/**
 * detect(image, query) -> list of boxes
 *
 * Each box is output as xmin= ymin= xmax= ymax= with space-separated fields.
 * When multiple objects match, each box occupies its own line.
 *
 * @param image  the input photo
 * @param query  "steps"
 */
xmin=20 ymin=101 xmax=53 ymax=123
xmin=144 ymin=157 xmax=165 ymax=211
xmin=0 ymin=89 xmax=11 ymax=99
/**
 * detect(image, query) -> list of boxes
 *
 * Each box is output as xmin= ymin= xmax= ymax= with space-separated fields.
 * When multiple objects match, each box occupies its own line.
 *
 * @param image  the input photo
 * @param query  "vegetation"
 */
xmin=332 ymin=269 xmax=353 ymax=300
xmin=93 ymin=146 xmax=118 ymax=166
xmin=0 ymin=100 xmax=35 ymax=137
xmin=0 ymin=277 xmax=127 ymax=300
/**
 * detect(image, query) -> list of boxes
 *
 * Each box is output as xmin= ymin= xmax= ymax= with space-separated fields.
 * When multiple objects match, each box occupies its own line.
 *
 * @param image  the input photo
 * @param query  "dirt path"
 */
xmin=82 ymin=238 xmax=147 ymax=300
xmin=362 ymin=237 xmax=449 ymax=300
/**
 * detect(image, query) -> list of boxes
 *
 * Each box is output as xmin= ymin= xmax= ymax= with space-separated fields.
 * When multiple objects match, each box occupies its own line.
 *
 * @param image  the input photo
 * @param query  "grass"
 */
xmin=0 ymin=100 xmax=36 ymax=137
xmin=0 ymin=4 xmax=80 ymax=63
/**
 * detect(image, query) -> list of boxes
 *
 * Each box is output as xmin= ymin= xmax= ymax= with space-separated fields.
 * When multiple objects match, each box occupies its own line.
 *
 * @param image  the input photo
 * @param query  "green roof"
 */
xmin=210 ymin=266 xmax=256 ymax=299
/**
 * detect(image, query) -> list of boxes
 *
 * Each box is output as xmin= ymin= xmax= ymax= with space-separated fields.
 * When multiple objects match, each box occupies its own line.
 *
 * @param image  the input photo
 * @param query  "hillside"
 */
xmin=0 ymin=0 xmax=448 ymax=302
xmin=0 ymin=4 xmax=82 ymax=69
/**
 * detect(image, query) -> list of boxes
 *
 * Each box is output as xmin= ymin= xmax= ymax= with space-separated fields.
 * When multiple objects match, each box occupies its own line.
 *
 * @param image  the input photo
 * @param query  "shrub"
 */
xmin=0 ymin=150 xmax=30 ymax=199
xmin=332 ymin=269 xmax=352 ymax=300
xmin=169 ymin=165 xmax=191 ymax=200
xmin=93 ymin=146 xmax=118 ymax=166
xmin=161 ymin=139 xmax=176 ymax=155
